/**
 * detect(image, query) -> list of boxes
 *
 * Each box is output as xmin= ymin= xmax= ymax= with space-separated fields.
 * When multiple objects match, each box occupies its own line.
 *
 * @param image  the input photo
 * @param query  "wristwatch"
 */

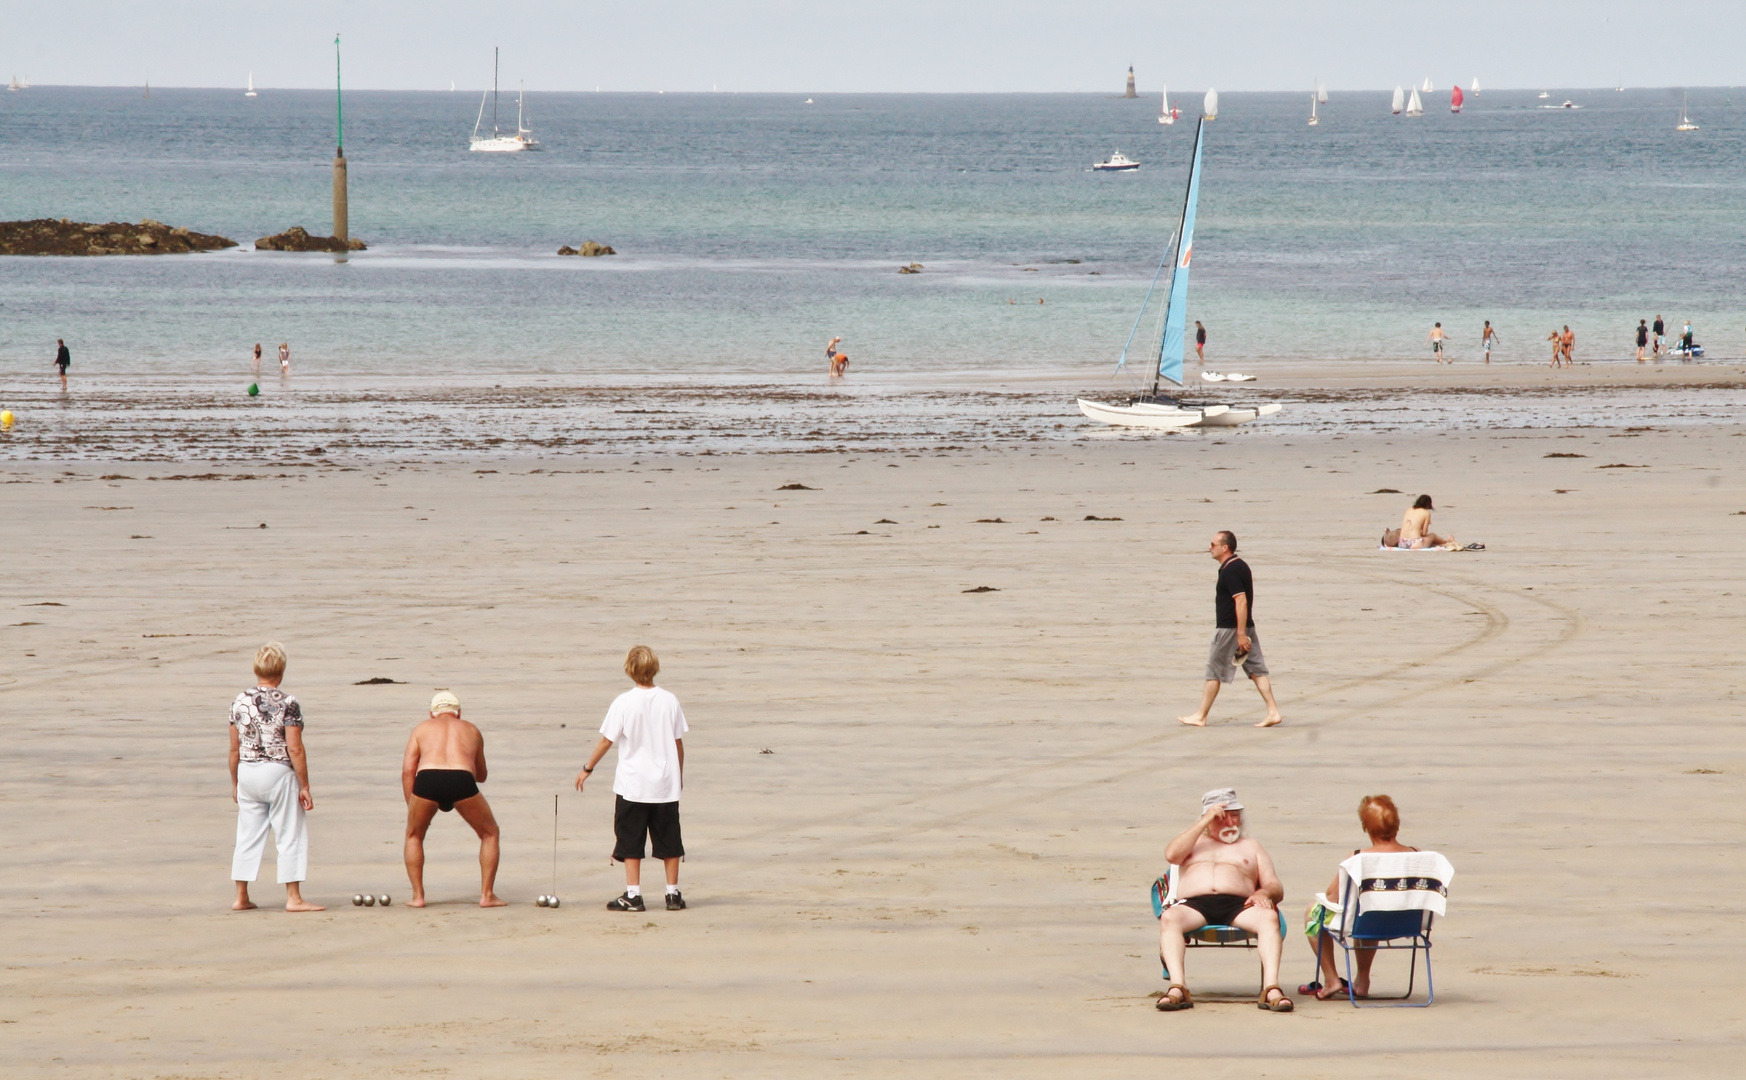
xmin=582 ymin=764 xmax=594 ymax=773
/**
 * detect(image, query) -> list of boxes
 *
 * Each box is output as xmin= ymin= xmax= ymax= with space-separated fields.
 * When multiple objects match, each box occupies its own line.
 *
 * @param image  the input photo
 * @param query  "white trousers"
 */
xmin=232 ymin=760 xmax=308 ymax=883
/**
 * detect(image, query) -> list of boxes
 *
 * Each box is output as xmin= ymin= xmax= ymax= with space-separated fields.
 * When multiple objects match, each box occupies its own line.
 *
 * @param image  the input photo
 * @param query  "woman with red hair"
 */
xmin=1300 ymin=795 xmax=1417 ymax=1000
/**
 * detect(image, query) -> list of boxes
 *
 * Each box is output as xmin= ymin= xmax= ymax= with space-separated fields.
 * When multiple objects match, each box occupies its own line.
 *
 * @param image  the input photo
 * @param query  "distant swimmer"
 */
xmin=1482 ymin=321 xmax=1497 ymax=364
xmin=1652 ymin=315 xmax=1665 ymax=356
xmin=54 ymin=338 xmax=70 ymax=390
xmin=402 ymin=691 xmax=505 ymax=908
xmin=252 ymin=343 xmax=263 ymax=375
xmin=826 ymin=336 xmax=849 ymax=377
xmin=1195 ymin=321 xmax=1207 ymax=365
xmin=278 ymin=342 xmax=290 ymax=374
xmin=1427 ymin=322 xmax=1447 ymax=363
xmin=1636 ymin=319 xmax=1649 ymax=362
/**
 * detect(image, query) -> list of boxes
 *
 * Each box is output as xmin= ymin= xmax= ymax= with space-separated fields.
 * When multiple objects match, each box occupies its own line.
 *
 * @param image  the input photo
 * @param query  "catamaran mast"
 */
xmin=1150 ymin=114 xmax=1207 ymax=400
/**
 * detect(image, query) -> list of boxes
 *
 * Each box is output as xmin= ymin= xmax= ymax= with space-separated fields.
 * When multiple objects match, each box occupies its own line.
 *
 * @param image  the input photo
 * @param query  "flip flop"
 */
xmin=1314 ymin=978 xmax=1351 ymax=1001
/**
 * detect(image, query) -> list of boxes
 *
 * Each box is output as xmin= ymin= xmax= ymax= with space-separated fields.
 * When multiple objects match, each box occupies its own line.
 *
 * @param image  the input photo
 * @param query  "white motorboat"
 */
xmin=470 ymin=48 xmax=541 ymax=152
xmin=1093 ymin=150 xmax=1141 ymax=171
xmin=1080 ymin=90 xmax=1279 ymax=432
xmin=1538 ymin=100 xmax=1579 ymax=110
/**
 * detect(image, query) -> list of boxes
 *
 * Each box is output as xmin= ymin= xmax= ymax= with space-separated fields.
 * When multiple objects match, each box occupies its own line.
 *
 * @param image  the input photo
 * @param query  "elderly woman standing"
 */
xmin=229 ymin=642 xmax=323 ymax=911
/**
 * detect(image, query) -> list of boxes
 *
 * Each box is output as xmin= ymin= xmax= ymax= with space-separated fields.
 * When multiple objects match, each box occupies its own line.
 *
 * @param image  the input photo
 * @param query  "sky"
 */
xmin=2 ymin=1 xmax=1744 ymax=93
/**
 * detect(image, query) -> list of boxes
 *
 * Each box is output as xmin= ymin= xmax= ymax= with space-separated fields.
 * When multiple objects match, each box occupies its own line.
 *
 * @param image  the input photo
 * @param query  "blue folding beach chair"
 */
xmin=1151 ymin=865 xmax=1289 ymax=993
xmin=1315 ymin=850 xmax=1454 ymax=1008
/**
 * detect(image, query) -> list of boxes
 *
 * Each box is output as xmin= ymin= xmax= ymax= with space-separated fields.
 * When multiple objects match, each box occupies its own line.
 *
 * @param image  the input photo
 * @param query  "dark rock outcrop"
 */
xmin=558 ymin=241 xmax=616 ymax=256
xmin=0 ymin=218 xmax=238 ymax=256
xmin=255 ymin=226 xmax=366 ymax=252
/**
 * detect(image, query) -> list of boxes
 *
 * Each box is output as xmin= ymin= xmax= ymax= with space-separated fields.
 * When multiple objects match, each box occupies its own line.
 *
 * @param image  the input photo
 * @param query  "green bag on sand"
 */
xmin=247 ymin=383 xmax=259 ymax=397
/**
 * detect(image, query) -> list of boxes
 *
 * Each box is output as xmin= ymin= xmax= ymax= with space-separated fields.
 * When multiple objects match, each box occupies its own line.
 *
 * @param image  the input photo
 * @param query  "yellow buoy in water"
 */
xmin=0 ymin=410 xmax=13 ymax=430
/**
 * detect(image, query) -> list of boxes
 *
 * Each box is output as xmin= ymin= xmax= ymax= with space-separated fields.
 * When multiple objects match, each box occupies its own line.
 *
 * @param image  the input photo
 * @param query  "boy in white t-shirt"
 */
xmin=575 ymin=645 xmax=689 ymax=912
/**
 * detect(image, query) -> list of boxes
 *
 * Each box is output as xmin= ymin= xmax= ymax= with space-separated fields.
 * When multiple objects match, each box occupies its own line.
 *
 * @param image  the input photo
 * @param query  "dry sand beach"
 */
xmin=2 ymin=365 xmax=1744 ymax=1077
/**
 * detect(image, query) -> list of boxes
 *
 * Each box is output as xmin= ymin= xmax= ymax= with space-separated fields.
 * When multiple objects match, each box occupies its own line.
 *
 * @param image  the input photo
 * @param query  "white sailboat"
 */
xmin=1405 ymin=87 xmax=1423 ymax=117
xmin=245 ymin=72 xmax=257 ymax=98
xmin=1391 ymin=85 xmax=1405 ymax=114
xmin=7 ymin=74 xmax=26 ymax=92
xmin=1421 ymin=77 xmax=1433 ymax=92
xmin=469 ymin=48 xmax=541 ymax=152
xmin=1158 ymin=83 xmax=1178 ymax=124
xmin=1471 ymin=78 xmax=1480 ymax=94
xmin=1677 ymin=91 xmax=1699 ymax=131
xmin=1316 ymin=79 xmax=1329 ymax=105
xmin=1078 ymin=91 xmax=1280 ymax=432
xmin=1308 ymin=93 xmax=1319 ymax=127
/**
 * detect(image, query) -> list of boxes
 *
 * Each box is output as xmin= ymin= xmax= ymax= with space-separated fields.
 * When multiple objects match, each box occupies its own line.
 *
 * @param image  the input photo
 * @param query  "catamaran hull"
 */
xmin=1185 ymin=403 xmax=1283 ymax=427
xmin=1077 ymin=399 xmax=1205 ymax=428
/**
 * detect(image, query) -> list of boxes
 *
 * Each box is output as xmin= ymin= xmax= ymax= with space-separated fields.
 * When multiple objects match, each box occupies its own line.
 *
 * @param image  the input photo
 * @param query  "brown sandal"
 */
xmin=1156 ymin=984 xmax=1193 ymax=1011
xmin=1257 ymin=985 xmax=1294 ymax=1012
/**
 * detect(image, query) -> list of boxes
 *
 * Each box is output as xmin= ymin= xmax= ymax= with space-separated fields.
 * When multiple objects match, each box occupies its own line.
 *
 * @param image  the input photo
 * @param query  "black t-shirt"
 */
xmin=1653 ymin=319 xmax=1664 ymax=335
xmin=1196 ymin=326 xmax=1207 ymax=345
xmin=1637 ymin=324 xmax=1649 ymax=345
xmin=1215 ymin=556 xmax=1254 ymax=628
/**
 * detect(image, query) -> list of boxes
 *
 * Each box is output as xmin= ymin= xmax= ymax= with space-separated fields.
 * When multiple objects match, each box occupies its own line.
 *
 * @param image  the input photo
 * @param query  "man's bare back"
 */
xmin=402 ymin=694 xmax=503 ymax=908
xmin=405 ymin=713 xmax=487 ymax=779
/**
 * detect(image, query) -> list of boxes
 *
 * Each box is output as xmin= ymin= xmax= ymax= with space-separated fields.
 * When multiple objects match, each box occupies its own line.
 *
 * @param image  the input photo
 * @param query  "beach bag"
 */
xmin=1382 ymin=528 xmax=1401 ymax=548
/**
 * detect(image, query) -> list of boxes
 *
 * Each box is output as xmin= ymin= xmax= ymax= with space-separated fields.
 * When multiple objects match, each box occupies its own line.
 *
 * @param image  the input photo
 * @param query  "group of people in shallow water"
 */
xmin=249 ymin=342 xmax=292 ymax=376
xmin=1635 ymin=315 xmax=1700 ymax=361
xmin=1155 ymin=789 xmax=1420 ymax=1012
xmin=228 ymin=642 xmax=691 ymax=913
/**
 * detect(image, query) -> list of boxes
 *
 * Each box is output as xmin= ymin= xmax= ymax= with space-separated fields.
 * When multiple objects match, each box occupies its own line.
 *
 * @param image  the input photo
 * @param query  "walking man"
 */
xmin=54 ymin=339 xmax=70 ymax=390
xmin=576 ymin=645 xmax=690 ymax=911
xmin=1194 ymin=321 xmax=1207 ymax=365
xmin=1481 ymin=321 xmax=1497 ymax=364
xmin=1179 ymin=532 xmax=1284 ymax=728
xmin=1653 ymin=314 xmax=1665 ymax=357
xmin=1427 ymin=322 xmax=1447 ymax=363
xmin=401 ymin=691 xmax=506 ymax=908
xmin=1561 ymin=325 xmax=1576 ymax=365
xmin=1636 ymin=319 xmax=1649 ymax=362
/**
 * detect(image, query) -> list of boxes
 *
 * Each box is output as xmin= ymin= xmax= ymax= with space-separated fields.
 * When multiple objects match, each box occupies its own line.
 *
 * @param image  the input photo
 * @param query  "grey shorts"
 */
xmin=1205 ymin=627 xmax=1268 ymax=683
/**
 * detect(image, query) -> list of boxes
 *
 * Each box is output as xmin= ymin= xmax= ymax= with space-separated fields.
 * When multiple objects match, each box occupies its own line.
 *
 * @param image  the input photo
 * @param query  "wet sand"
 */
xmin=2 ymin=383 xmax=1744 ymax=1076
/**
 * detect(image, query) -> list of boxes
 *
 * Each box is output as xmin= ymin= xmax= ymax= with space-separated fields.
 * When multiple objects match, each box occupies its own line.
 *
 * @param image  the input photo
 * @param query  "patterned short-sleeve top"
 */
xmin=230 ymin=686 xmax=304 ymax=764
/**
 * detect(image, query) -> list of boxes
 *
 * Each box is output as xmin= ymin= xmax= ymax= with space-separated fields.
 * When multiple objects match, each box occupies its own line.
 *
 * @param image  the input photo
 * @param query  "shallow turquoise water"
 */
xmin=2 ymin=87 xmax=1744 ymax=379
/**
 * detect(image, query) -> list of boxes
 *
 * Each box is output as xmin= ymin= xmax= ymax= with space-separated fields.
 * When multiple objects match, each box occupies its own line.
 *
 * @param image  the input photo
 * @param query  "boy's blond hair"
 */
xmin=624 ymin=645 xmax=660 ymax=685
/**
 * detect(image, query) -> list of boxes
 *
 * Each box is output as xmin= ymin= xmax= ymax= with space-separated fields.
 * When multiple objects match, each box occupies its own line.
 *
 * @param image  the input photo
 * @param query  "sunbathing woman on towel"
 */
xmin=1399 ymin=495 xmax=1457 ymax=550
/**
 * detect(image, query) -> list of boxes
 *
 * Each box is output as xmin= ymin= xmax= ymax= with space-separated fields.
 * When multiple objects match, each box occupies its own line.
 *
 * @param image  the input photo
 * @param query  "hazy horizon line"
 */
xmin=8 ymin=83 xmax=1736 ymax=95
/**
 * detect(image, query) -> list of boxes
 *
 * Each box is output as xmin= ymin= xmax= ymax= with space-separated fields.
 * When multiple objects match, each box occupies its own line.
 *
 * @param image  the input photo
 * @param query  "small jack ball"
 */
xmin=352 ymin=894 xmax=365 ymax=906
xmin=547 ymin=896 xmax=560 ymax=909
xmin=362 ymin=894 xmax=375 ymax=907
xmin=377 ymin=895 xmax=391 ymax=907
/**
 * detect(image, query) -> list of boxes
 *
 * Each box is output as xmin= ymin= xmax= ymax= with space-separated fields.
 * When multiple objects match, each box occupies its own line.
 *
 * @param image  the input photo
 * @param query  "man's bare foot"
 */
xmin=1177 ymin=715 xmax=1207 ymax=727
xmin=285 ymin=900 xmax=326 ymax=912
xmin=1255 ymin=713 xmax=1283 ymax=728
xmin=232 ymin=899 xmax=258 ymax=911
xmin=408 ymin=896 xmax=427 ymax=908
xmin=479 ymin=894 xmax=507 ymax=908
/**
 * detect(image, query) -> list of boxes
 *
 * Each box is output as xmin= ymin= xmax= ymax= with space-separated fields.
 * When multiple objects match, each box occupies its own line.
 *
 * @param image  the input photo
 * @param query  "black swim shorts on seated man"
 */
xmin=412 ymin=768 xmax=479 ymax=812
xmin=1175 ymin=892 xmax=1248 ymax=927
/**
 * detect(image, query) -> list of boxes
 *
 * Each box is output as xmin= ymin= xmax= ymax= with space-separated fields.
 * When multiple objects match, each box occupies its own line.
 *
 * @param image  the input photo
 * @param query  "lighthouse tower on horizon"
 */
xmin=1124 ymin=66 xmax=1137 ymax=98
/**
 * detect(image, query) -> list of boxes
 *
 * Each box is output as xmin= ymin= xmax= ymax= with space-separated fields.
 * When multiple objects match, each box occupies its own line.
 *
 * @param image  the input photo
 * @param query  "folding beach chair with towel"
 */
xmin=1316 ymin=850 xmax=1454 ymax=1007
xmin=1151 ymin=865 xmax=1289 ymax=996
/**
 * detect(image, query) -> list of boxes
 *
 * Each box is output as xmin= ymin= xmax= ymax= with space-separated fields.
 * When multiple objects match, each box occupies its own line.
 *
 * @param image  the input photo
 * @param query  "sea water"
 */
xmin=3 ymin=86 xmax=1744 ymax=384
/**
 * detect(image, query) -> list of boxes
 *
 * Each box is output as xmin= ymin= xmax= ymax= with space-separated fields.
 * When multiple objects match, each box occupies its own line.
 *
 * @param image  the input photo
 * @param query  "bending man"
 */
xmin=402 ymin=691 xmax=505 ymax=907
xmin=1156 ymin=789 xmax=1291 ymax=1012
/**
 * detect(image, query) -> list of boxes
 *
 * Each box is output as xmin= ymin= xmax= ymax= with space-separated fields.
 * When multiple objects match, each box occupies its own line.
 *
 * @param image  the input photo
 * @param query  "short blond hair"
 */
xmin=624 ymin=645 xmax=660 ymax=685
xmin=254 ymin=641 xmax=287 ymax=680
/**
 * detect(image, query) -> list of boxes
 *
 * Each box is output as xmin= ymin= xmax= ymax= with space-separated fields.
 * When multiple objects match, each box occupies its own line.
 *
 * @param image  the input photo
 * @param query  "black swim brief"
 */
xmin=412 ymin=768 xmax=479 ymax=812
xmin=1177 ymin=893 xmax=1248 ymax=927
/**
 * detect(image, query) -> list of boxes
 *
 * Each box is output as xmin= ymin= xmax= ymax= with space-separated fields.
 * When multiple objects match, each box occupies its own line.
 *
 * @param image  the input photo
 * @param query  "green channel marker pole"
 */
xmin=332 ymin=33 xmax=348 ymax=243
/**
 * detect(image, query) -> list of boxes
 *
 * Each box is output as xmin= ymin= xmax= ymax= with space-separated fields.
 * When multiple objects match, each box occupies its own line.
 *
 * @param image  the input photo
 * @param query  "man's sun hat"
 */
xmin=430 ymin=691 xmax=461 ymax=716
xmin=1201 ymin=787 xmax=1244 ymax=812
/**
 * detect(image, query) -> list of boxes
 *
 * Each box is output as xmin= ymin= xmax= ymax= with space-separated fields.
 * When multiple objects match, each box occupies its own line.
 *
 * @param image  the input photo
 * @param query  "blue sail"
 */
xmin=1154 ymin=117 xmax=1207 ymax=389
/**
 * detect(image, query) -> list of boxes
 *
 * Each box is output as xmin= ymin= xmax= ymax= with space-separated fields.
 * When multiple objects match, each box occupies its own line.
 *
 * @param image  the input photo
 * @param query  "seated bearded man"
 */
xmin=1156 ymin=788 xmax=1292 ymax=1012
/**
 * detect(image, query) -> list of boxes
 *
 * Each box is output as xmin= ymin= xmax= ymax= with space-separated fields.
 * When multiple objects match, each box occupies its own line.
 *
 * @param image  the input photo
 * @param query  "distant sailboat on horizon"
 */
xmin=1421 ymin=76 xmax=1432 ymax=93
xmin=469 ymin=47 xmax=541 ymax=152
xmin=1470 ymin=78 xmax=1480 ymax=94
xmin=1677 ymin=91 xmax=1699 ymax=131
xmin=1405 ymin=87 xmax=1424 ymax=117
xmin=245 ymin=72 xmax=257 ymax=97
xmin=1158 ymin=83 xmax=1178 ymax=124
xmin=1391 ymin=85 xmax=1404 ymax=114
xmin=1308 ymin=91 xmax=1319 ymax=127
xmin=1451 ymin=84 xmax=1464 ymax=113
xmin=1316 ymin=78 xmax=1328 ymax=104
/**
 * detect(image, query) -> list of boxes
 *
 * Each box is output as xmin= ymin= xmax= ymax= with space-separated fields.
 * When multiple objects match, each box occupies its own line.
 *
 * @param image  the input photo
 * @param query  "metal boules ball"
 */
xmin=547 ymin=895 xmax=560 ymax=908
xmin=362 ymin=894 xmax=376 ymax=907
xmin=377 ymin=895 xmax=391 ymax=907
xmin=352 ymin=894 xmax=365 ymax=906
xmin=536 ymin=895 xmax=549 ymax=907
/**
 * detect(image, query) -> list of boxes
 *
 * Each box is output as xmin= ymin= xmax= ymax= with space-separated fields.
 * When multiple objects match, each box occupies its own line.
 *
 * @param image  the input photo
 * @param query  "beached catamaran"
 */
xmin=1078 ymin=91 xmax=1280 ymax=430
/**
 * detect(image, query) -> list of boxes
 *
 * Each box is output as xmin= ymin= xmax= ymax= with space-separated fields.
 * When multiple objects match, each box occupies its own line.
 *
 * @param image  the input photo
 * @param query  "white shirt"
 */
xmin=600 ymin=685 xmax=688 ymax=803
